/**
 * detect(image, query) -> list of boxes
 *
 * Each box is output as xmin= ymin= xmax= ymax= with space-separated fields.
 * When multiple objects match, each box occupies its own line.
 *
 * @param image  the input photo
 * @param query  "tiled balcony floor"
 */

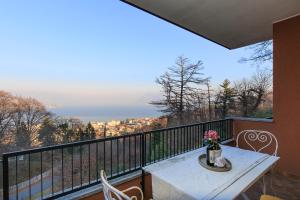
xmin=236 ymin=172 xmax=300 ymax=200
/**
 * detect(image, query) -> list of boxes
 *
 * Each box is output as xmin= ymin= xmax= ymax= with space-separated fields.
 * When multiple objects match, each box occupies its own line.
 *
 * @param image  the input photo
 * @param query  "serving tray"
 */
xmin=198 ymin=154 xmax=232 ymax=172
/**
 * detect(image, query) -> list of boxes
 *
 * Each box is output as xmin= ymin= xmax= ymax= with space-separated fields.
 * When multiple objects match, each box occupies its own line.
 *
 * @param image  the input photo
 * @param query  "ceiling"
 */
xmin=122 ymin=0 xmax=300 ymax=49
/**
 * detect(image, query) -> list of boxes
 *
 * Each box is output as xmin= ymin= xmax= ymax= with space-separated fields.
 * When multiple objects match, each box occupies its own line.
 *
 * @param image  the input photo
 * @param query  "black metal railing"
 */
xmin=1 ymin=119 xmax=233 ymax=200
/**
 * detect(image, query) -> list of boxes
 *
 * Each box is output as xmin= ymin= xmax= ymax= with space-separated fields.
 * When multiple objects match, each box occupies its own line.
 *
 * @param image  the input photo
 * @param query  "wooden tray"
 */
xmin=198 ymin=154 xmax=232 ymax=172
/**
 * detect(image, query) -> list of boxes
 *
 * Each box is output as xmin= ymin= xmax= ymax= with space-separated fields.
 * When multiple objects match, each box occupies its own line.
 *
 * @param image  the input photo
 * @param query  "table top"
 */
xmin=143 ymin=145 xmax=279 ymax=200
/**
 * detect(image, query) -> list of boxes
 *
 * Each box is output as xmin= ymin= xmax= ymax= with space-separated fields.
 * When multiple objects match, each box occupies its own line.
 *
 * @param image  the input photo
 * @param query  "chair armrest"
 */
xmin=121 ymin=186 xmax=144 ymax=200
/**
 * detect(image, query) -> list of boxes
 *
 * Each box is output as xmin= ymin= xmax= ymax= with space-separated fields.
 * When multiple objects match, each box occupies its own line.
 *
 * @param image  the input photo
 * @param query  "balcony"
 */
xmin=2 ymin=1 xmax=300 ymax=200
xmin=1 ymin=118 xmax=300 ymax=200
xmin=1 ymin=119 xmax=232 ymax=199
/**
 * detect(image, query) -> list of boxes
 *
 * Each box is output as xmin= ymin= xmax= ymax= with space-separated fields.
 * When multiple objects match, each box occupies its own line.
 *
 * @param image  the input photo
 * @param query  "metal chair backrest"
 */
xmin=101 ymin=170 xmax=131 ymax=200
xmin=236 ymin=130 xmax=278 ymax=156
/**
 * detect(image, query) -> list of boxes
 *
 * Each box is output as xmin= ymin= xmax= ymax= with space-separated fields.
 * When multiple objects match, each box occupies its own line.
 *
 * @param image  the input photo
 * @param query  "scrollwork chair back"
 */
xmin=101 ymin=170 xmax=144 ymax=200
xmin=101 ymin=170 xmax=131 ymax=200
xmin=236 ymin=130 xmax=278 ymax=156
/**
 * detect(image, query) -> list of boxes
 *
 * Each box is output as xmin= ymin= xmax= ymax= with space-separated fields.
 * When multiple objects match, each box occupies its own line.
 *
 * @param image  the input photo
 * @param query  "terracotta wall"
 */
xmin=232 ymin=119 xmax=275 ymax=135
xmin=273 ymin=14 xmax=300 ymax=176
xmin=234 ymin=15 xmax=300 ymax=176
xmin=83 ymin=174 xmax=152 ymax=200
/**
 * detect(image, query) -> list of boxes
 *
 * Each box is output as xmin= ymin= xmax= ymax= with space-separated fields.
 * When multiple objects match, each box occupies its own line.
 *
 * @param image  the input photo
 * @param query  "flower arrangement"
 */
xmin=205 ymin=130 xmax=222 ymax=167
xmin=204 ymin=130 xmax=220 ymax=145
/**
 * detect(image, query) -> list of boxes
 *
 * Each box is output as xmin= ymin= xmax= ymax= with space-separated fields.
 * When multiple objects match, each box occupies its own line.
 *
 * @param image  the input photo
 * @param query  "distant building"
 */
xmin=87 ymin=117 xmax=167 ymax=138
xmin=107 ymin=120 xmax=121 ymax=127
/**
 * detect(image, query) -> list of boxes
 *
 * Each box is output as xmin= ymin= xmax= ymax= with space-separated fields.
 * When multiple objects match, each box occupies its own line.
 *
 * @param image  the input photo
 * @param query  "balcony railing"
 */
xmin=1 ymin=119 xmax=233 ymax=200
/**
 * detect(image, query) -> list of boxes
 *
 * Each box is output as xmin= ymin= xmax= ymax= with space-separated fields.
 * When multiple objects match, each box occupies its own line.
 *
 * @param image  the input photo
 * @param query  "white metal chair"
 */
xmin=236 ymin=130 xmax=278 ymax=156
xmin=100 ymin=170 xmax=144 ymax=200
xmin=236 ymin=130 xmax=279 ymax=199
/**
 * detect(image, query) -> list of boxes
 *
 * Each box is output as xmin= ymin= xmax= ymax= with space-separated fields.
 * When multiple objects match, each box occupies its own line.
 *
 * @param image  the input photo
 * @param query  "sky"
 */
xmin=0 ymin=0 xmax=271 ymax=121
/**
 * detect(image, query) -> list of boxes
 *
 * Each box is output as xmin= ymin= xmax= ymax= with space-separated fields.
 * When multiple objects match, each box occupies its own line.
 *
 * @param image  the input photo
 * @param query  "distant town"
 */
xmin=90 ymin=117 xmax=168 ymax=138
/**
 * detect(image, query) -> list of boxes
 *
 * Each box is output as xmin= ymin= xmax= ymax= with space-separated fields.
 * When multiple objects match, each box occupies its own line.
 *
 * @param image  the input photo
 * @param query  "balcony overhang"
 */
xmin=121 ymin=0 xmax=300 ymax=49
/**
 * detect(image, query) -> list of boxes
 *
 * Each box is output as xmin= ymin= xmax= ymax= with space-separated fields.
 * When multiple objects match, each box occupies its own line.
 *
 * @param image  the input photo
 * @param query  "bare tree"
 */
xmin=0 ymin=91 xmax=93 ymax=153
xmin=240 ymin=40 xmax=273 ymax=65
xmin=12 ymin=97 xmax=50 ymax=148
xmin=0 ymin=91 xmax=14 ymax=138
xmin=188 ymin=89 xmax=205 ymax=122
xmin=205 ymin=79 xmax=213 ymax=121
xmin=234 ymin=79 xmax=253 ymax=117
xmin=151 ymin=56 xmax=208 ymax=124
xmin=234 ymin=70 xmax=272 ymax=117
xmin=251 ymin=70 xmax=272 ymax=110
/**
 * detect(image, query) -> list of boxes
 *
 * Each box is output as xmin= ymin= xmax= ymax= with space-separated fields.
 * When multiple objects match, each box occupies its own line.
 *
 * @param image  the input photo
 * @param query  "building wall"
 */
xmin=273 ymin=14 xmax=300 ymax=176
xmin=232 ymin=119 xmax=275 ymax=139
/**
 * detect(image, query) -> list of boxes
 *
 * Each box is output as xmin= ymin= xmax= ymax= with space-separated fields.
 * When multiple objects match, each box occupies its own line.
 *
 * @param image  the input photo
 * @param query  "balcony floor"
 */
xmin=236 ymin=171 xmax=300 ymax=200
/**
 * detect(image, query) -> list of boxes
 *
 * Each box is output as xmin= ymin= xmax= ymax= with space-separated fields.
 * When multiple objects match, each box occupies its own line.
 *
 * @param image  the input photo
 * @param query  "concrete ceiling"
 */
xmin=122 ymin=0 xmax=300 ymax=49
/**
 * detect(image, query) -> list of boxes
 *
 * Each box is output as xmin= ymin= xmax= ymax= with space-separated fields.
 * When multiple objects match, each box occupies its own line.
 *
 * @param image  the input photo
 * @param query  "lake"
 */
xmin=49 ymin=105 xmax=162 ymax=123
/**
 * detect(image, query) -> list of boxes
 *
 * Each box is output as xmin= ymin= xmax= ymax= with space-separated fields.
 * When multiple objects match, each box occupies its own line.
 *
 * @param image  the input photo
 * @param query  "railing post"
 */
xmin=141 ymin=133 xmax=146 ymax=193
xmin=3 ymin=154 xmax=9 ymax=200
xmin=202 ymin=123 xmax=206 ymax=146
xmin=230 ymin=118 xmax=234 ymax=139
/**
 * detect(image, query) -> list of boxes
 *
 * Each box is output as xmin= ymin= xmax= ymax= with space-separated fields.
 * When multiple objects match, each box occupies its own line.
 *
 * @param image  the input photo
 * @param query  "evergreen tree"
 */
xmin=38 ymin=117 xmax=57 ymax=146
xmin=77 ymin=127 xmax=86 ymax=141
xmin=215 ymin=79 xmax=235 ymax=118
xmin=85 ymin=122 xmax=96 ymax=140
xmin=58 ymin=122 xmax=71 ymax=143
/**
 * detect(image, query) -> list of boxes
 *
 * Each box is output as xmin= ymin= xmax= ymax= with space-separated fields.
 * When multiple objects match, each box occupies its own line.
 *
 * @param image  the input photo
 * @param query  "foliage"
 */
xmin=234 ymin=70 xmax=272 ymax=117
xmin=150 ymin=55 xmax=208 ymax=125
xmin=84 ymin=122 xmax=96 ymax=140
xmin=214 ymin=79 xmax=236 ymax=118
xmin=152 ymin=56 xmax=273 ymax=126
xmin=0 ymin=91 xmax=98 ymax=153
xmin=38 ymin=117 xmax=58 ymax=146
xmin=251 ymin=108 xmax=273 ymax=118
xmin=0 ymin=91 xmax=14 ymax=138
xmin=0 ymin=54 xmax=274 ymax=153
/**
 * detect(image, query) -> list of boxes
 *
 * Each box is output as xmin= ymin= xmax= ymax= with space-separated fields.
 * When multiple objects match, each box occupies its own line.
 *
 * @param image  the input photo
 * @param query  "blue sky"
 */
xmin=0 ymin=0 xmax=270 ymax=112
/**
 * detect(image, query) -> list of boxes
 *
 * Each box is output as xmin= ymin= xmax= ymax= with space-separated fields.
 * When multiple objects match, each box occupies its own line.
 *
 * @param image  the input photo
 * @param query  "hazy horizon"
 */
xmin=49 ymin=105 xmax=162 ymax=123
xmin=0 ymin=1 xmax=271 ymax=121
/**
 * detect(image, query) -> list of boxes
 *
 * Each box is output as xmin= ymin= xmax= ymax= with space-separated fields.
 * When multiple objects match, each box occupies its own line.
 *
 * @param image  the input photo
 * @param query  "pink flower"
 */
xmin=204 ymin=130 xmax=219 ymax=141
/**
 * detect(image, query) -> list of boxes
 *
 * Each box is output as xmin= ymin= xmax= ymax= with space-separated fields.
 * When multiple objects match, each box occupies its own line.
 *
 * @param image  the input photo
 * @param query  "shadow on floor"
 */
xmin=236 ymin=172 xmax=300 ymax=200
